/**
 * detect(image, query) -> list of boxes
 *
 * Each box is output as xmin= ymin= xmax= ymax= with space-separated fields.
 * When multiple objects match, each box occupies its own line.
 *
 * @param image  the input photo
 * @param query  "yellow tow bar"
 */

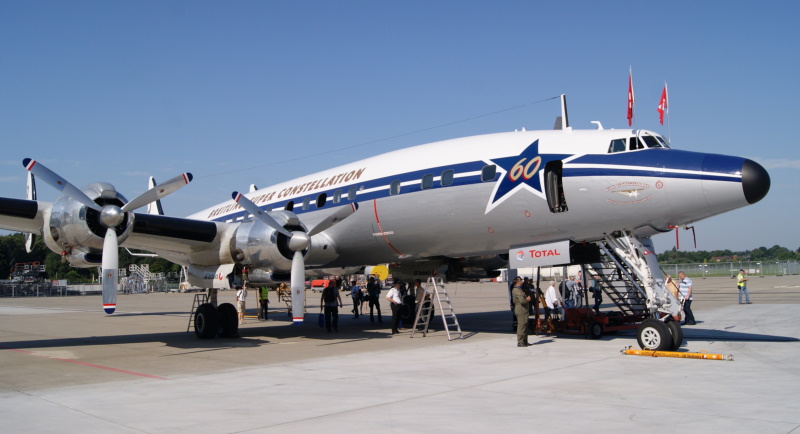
xmin=621 ymin=346 xmax=734 ymax=361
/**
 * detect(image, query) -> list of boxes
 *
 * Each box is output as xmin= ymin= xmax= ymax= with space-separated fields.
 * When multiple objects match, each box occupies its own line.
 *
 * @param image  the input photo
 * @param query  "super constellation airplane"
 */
xmin=0 ymin=96 xmax=770 ymax=347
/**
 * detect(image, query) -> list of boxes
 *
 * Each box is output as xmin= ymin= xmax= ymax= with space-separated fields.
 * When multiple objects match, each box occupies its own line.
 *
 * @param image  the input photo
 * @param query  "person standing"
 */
xmin=386 ymin=281 xmax=403 ymax=334
xmin=350 ymin=280 xmax=363 ymax=318
xmin=737 ymin=268 xmax=751 ymax=304
xmin=511 ymin=277 xmax=531 ymax=347
xmin=678 ymin=271 xmax=696 ymax=325
xmin=544 ymin=281 xmax=560 ymax=320
xmin=236 ymin=284 xmax=248 ymax=325
xmin=320 ymin=281 xmax=342 ymax=332
xmin=257 ymin=286 xmax=269 ymax=320
xmin=590 ymin=275 xmax=603 ymax=315
xmin=367 ymin=276 xmax=383 ymax=323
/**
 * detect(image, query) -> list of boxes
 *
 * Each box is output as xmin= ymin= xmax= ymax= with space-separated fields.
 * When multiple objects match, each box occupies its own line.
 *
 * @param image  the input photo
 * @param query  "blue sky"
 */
xmin=1 ymin=1 xmax=798 ymax=253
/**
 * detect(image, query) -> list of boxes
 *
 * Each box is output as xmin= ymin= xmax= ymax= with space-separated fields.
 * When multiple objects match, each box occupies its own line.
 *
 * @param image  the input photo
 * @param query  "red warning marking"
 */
xmin=3 ymin=347 xmax=167 ymax=380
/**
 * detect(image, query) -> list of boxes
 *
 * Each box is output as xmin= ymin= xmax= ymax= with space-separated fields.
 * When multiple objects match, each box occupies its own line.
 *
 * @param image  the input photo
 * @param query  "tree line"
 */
xmin=657 ymin=245 xmax=800 ymax=264
xmin=0 ymin=232 xmax=181 ymax=283
xmin=2 ymin=232 xmax=799 ymax=282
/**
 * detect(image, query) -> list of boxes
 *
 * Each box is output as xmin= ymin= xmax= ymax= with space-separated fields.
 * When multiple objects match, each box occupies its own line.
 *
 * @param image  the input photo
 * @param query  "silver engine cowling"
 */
xmin=43 ymin=182 xmax=134 ymax=265
xmin=229 ymin=211 xmax=305 ymax=271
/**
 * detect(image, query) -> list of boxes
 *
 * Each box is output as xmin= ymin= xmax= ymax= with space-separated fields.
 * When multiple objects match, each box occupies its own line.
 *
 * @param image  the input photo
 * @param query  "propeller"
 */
xmin=23 ymin=158 xmax=193 ymax=314
xmin=231 ymin=192 xmax=359 ymax=324
xmin=307 ymin=202 xmax=359 ymax=236
xmin=25 ymin=170 xmax=37 ymax=253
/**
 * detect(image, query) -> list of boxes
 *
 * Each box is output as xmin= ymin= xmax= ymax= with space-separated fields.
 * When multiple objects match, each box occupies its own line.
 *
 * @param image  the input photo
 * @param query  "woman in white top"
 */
xmin=236 ymin=284 xmax=248 ymax=325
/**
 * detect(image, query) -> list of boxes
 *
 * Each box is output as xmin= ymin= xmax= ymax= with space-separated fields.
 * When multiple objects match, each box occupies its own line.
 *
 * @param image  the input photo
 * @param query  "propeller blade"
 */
xmin=25 ymin=172 xmax=37 ymax=253
xmin=121 ymin=173 xmax=193 ymax=212
xmin=308 ymin=203 xmax=359 ymax=236
xmin=290 ymin=250 xmax=305 ymax=325
xmin=23 ymin=158 xmax=102 ymax=211
xmin=101 ymin=229 xmax=119 ymax=314
xmin=231 ymin=191 xmax=292 ymax=237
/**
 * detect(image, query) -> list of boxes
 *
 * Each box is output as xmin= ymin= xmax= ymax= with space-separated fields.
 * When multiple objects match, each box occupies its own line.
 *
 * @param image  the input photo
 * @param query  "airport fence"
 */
xmin=0 ymin=282 xmax=71 ymax=297
xmin=661 ymin=260 xmax=800 ymax=278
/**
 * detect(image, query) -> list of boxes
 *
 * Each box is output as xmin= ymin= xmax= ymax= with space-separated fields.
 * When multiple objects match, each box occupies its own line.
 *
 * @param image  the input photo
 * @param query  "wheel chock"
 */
xmin=621 ymin=346 xmax=733 ymax=361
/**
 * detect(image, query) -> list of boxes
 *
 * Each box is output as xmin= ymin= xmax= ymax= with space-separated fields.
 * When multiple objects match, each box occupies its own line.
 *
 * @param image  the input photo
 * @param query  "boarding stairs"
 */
xmin=585 ymin=248 xmax=648 ymax=316
xmin=586 ymin=232 xmax=682 ymax=318
xmin=410 ymin=277 xmax=463 ymax=340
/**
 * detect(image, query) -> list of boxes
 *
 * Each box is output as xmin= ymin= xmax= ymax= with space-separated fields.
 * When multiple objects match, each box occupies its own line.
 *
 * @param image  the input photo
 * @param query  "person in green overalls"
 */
xmin=258 ymin=286 xmax=270 ymax=320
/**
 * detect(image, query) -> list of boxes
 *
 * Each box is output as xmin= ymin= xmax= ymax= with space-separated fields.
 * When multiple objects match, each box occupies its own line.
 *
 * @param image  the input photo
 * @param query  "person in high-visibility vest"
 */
xmin=258 ymin=286 xmax=270 ymax=320
xmin=737 ymin=269 xmax=751 ymax=304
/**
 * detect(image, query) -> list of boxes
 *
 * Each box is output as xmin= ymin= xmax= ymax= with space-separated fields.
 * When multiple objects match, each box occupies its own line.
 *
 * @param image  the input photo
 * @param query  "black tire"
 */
xmin=666 ymin=320 xmax=684 ymax=351
xmin=637 ymin=318 xmax=671 ymax=350
xmin=194 ymin=303 xmax=219 ymax=339
xmin=217 ymin=303 xmax=239 ymax=338
xmin=585 ymin=320 xmax=603 ymax=339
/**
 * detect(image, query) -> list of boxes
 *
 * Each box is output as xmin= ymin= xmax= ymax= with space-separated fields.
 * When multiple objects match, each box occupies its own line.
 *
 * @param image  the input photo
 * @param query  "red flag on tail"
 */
xmin=658 ymin=82 xmax=669 ymax=125
xmin=627 ymin=69 xmax=635 ymax=127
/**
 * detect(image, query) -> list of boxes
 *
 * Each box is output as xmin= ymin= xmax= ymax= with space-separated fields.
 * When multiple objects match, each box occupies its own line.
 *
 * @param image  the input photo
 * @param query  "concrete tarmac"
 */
xmin=1 ymin=276 xmax=799 ymax=433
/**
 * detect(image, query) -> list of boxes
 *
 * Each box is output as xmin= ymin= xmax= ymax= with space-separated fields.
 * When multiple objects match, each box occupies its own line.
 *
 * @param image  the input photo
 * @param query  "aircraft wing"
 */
xmin=0 ymin=195 xmax=227 ymax=265
xmin=0 ymin=197 xmax=48 ymax=234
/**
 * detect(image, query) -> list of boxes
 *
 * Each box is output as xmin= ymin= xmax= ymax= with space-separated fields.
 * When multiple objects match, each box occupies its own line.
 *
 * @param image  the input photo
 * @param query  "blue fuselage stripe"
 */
xmin=211 ymin=150 xmax=743 ymax=222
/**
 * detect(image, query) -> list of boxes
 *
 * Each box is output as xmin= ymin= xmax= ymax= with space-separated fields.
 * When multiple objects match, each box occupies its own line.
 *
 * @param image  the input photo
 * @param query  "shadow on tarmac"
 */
xmin=2 ymin=308 xmax=795 ymax=353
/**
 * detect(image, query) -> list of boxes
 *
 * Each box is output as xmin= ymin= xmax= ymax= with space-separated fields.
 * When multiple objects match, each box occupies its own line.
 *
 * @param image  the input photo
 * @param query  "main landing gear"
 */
xmin=194 ymin=302 xmax=239 ymax=339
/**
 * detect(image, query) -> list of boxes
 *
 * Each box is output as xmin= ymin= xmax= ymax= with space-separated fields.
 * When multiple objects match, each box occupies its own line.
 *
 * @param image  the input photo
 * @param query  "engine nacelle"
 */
xmin=43 ymin=182 xmax=134 ymax=267
xmin=230 ymin=220 xmax=287 ymax=268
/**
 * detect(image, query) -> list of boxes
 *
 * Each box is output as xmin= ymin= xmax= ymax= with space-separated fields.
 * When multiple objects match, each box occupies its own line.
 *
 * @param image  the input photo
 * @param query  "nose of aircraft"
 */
xmin=742 ymin=159 xmax=770 ymax=204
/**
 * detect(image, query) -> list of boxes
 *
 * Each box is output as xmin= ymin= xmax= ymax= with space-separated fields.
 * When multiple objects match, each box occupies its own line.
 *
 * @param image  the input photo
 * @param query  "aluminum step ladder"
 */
xmin=186 ymin=293 xmax=209 ymax=332
xmin=411 ymin=277 xmax=462 ymax=340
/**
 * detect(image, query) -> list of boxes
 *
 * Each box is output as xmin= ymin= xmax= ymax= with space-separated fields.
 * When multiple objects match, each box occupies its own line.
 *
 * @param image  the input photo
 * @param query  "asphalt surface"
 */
xmin=1 ymin=275 xmax=799 ymax=433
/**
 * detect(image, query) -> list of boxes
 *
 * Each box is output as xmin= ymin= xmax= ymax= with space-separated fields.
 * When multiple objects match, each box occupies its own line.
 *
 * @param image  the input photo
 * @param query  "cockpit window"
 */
xmin=656 ymin=135 xmax=671 ymax=148
xmin=608 ymin=139 xmax=626 ymax=153
xmin=629 ymin=137 xmax=645 ymax=151
xmin=641 ymin=135 xmax=663 ymax=148
xmin=610 ymin=134 xmax=671 ymax=154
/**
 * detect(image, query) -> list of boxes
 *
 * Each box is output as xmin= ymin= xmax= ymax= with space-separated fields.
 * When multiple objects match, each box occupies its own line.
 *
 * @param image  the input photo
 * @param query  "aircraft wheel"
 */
xmin=585 ymin=320 xmax=603 ymax=340
xmin=217 ymin=303 xmax=239 ymax=338
xmin=637 ymin=318 xmax=671 ymax=351
xmin=666 ymin=320 xmax=684 ymax=351
xmin=194 ymin=303 xmax=219 ymax=339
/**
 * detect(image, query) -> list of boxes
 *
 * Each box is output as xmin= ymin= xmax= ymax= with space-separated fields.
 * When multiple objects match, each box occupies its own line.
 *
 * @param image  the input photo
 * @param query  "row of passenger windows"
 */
xmin=237 ymin=166 xmax=498 ymax=221
xmin=608 ymin=134 xmax=671 ymax=153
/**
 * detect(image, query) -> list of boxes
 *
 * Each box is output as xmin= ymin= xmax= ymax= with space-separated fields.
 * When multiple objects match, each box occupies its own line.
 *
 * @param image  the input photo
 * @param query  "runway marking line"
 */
xmin=2 ymin=347 xmax=168 ymax=380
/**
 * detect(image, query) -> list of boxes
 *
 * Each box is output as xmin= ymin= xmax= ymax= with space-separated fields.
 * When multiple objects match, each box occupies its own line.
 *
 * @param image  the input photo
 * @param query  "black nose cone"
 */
xmin=742 ymin=159 xmax=770 ymax=204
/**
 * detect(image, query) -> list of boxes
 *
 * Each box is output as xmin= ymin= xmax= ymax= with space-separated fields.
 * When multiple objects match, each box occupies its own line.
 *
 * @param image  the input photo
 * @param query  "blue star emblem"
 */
xmin=485 ymin=140 xmax=571 ymax=213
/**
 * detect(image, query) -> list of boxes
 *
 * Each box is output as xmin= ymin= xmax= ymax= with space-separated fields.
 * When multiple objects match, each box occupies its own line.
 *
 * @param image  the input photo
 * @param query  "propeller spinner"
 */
xmin=23 ymin=158 xmax=192 ymax=314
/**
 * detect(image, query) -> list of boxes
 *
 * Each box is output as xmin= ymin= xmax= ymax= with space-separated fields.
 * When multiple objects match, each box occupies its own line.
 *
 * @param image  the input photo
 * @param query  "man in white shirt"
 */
xmin=545 ymin=281 xmax=560 ymax=319
xmin=678 ymin=271 xmax=696 ymax=325
xmin=386 ymin=281 xmax=403 ymax=335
